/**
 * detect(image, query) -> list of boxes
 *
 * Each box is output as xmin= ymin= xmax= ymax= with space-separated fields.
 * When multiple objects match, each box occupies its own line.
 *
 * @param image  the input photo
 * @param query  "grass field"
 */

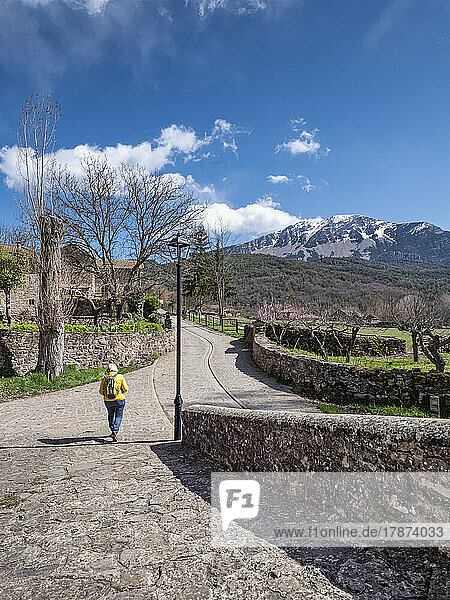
xmin=357 ymin=327 xmax=450 ymax=347
xmin=317 ymin=402 xmax=433 ymax=418
xmin=292 ymin=348 xmax=450 ymax=372
xmin=187 ymin=314 xmax=246 ymax=338
xmin=0 ymin=363 xmax=146 ymax=402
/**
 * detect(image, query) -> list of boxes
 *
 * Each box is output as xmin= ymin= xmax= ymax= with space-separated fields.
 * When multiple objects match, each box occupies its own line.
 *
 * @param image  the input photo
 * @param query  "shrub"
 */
xmin=6 ymin=321 xmax=163 ymax=334
xmin=10 ymin=322 xmax=38 ymax=332
xmin=143 ymin=296 xmax=161 ymax=319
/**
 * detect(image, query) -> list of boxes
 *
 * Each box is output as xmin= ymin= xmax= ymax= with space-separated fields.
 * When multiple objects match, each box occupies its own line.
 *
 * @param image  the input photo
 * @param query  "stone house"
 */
xmin=0 ymin=243 xmax=141 ymax=323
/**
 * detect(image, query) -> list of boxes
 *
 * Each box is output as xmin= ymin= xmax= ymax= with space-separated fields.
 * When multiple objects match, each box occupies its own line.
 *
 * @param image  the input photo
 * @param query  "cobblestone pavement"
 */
xmin=0 ymin=364 xmax=351 ymax=600
xmin=155 ymin=321 xmax=320 ymax=416
xmin=0 ymin=328 xmax=447 ymax=599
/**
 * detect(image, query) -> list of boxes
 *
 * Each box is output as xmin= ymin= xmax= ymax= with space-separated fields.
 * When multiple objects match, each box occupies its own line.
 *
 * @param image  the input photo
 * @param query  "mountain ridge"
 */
xmin=227 ymin=214 xmax=450 ymax=266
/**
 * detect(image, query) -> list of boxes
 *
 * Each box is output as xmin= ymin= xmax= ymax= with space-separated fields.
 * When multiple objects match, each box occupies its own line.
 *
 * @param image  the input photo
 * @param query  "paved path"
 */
xmin=0 ymin=364 xmax=350 ymax=600
xmin=154 ymin=321 xmax=320 ymax=417
xmin=0 ymin=328 xmax=445 ymax=599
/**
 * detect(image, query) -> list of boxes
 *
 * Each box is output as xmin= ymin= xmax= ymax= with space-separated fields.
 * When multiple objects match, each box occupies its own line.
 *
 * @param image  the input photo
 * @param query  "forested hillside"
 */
xmin=224 ymin=255 xmax=450 ymax=315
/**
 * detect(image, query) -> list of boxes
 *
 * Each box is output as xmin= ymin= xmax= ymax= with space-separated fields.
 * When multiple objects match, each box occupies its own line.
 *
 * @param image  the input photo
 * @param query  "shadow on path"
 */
xmin=0 ymin=438 xmax=172 ymax=450
xmin=39 ymin=435 xmax=110 ymax=445
xmin=224 ymin=339 xmax=293 ymax=393
xmin=151 ymin=440 xmax=448 ymax=600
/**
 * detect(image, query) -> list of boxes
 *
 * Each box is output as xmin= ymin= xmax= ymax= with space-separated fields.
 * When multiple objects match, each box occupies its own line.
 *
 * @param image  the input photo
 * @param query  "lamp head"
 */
xmin=167 ymin=232 xmax=190 ymax=259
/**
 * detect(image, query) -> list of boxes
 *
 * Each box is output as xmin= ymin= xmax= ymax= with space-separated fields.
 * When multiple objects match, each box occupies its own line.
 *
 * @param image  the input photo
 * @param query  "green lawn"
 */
xmin=292 ymin=347 xmax=450 ymax=372
xmin=355 ymin=327 xmax=450 ymax=347
xmin=309 ymin=325 xmax=450 ymax=348
xmin=0 ymin=363 xmax=147 ymax=402
xmin=318 ymin=402 xmax=433 ymax=418
xmin=187 ymin=315 xmax=245 ymax=338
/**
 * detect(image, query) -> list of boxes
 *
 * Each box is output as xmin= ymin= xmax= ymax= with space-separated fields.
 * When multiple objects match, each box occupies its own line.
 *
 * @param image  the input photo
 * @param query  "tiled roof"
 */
xmin=95 ymin=259 xmax=137 ymax=269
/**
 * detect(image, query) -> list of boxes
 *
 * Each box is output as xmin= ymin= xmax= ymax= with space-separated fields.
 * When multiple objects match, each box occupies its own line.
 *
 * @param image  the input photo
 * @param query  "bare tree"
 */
xmin=17 ymin=93 xmax=64 ymax=379
xmin=54 ymin=159 xmax=200 ymax=319
xmin=207 ymin=226 xmax=234 ymax=322
xmin=382 ymin=294 xmax=440 ymax=362
xmin=381 ymin=293 xmax=450 ymax=371
xmin=0 ymin=223 xmax=34 ymax=249
xmin=258 ymin=298 xmax=306 ymax=346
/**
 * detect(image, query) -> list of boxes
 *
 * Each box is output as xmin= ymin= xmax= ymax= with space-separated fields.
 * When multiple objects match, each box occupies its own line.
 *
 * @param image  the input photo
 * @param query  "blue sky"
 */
xmin=0 ymin=0 xmax=449 ymax=241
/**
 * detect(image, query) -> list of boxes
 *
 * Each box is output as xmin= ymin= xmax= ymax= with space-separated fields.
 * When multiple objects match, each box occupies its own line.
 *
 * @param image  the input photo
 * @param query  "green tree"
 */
xmin=143 ymin=296 xmax=161 ymax=319
xmin=184 ymin=226 xmax=211 ymax=315
xmin=0 ymin=248 xmax=28 ymax=326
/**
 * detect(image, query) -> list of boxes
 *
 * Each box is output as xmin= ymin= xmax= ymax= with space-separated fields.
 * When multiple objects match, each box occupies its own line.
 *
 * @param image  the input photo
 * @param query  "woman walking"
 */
xmin=99 ymin=363 xmax=129 ymax=442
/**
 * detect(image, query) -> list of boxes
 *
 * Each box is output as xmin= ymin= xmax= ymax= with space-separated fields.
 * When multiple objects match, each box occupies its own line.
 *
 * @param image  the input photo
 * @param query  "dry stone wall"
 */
xmin=182 ymin=404 xmax=449 ymax=472
xmin=268 ymin=324 xmax=406 ymax=356
xmin=0 ymin=329 xmax=174 ymax=376
xmin=246 ymin=326 xmax=450 ymax=416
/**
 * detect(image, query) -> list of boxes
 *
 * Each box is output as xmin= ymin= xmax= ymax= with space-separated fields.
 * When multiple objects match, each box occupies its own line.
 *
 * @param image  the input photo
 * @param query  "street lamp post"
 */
xmin=167 ymin=233 xmax=190 ymax=441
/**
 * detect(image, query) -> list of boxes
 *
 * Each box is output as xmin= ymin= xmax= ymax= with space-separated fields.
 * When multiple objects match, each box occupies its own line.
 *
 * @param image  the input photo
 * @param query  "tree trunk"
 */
xmin=116 ymin=299 xmax=126 ymax=321
xmin=419 ymin=332 xmax=446 ymax=373
xmin=345 ymin=327 xmax=359 ymax=363
xmin=36 ymin=215 xmax=64 ymax=380
xmin=5 ymin=290 xmax=11 ymax=327
xmin=411 ymin=331 xmax=419 ymax=362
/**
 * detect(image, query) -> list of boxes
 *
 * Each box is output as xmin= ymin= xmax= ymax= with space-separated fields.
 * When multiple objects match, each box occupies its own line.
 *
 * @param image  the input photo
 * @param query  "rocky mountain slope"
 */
xmin=227 ymin=215 xmax=450 ymax=265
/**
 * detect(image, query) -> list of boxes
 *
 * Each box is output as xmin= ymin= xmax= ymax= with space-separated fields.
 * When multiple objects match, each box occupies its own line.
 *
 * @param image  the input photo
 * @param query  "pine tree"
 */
xmin=184 ymin=226 xmax=211 ymax=314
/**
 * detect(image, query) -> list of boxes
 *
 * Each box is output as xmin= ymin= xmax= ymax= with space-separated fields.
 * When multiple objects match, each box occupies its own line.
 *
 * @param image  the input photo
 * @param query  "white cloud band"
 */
xmin=0 ymin=119 xmax=247 ymax=189
xmin=201 ymin=195 xmax=299 ymax=236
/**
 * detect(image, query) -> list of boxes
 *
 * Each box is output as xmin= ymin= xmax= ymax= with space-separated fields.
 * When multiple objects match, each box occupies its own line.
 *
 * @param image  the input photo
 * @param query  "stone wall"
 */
xmin=0 ymin=329 xmax=175 ymax=376
xmin=0 ymin=273 xmax=39 ymax=323
xmin=247 ymin=327 xmax=450 ymax=416
xmin=182 ymin=404 xmax=449 ymax=471
xmin=268 ymin=323 xmax=406 ymax=356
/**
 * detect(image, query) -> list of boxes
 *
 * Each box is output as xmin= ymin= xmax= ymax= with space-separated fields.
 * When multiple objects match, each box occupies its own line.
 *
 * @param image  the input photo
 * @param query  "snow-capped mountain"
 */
xmin=227 ymin=215 xmax=450 ymax=265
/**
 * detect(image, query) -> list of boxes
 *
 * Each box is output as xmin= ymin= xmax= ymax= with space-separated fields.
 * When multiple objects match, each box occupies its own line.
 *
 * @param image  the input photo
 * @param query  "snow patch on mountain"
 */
xmin=226 ymin=214 xmax=450 ymax=265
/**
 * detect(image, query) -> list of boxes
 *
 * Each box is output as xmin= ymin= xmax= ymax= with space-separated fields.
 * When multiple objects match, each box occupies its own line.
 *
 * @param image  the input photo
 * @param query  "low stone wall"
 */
xmin=182 ymin=404 xmax=449 ymax=471
xmin=268 ymin=323 xmax=406 ymax=357
xmin=0 ymin=329 xmax=175 ymax=375
xmin=248 ymin=328 xmax=450 ymax=416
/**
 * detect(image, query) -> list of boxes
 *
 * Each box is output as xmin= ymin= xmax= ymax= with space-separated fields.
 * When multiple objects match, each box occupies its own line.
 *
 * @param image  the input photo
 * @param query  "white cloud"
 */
xmin=212 ymin=118 xmax=250 ymax=157
xmin=21 ymin=0 xmax=298 ymax=18
xmin=0 ymin=119 xmax=247 ymax=189
xmin=21 ymin=0 xmax=111 ymax=14
xmin=267 ymin=174 xmax=290 ymax=184
xmin=276 ymin=117 xmax=329 ymax=157
xmin=201 ymin=195 xmax=299 ymax=236
xmin=195 ymin=1 xmax=268 ymax=18
xmin=297 ymin=174 xmax=315 ymax=192
xmin=364 ymin=0 xmax=413 ymax=51
xmin=156 ymin=124 xmax=207 ymax=155
xmin=267 ymin=173 xmax=316 ymax=191
xmin=164 ymin=173 xmax=217 ymax=204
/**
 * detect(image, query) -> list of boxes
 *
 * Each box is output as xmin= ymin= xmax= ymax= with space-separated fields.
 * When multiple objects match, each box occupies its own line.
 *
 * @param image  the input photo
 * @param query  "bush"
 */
xmin=9 ymin=322 xmax=38 ymax=332
xmin=143 ymin=296 xmax=161 ymax=319
xmin=6 ymin=321 xmax=163 ymax=334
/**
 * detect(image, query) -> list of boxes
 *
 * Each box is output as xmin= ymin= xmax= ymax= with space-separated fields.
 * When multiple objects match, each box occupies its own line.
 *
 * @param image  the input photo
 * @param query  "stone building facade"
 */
xmin=0 ymin=244 xmax=140 ymax=323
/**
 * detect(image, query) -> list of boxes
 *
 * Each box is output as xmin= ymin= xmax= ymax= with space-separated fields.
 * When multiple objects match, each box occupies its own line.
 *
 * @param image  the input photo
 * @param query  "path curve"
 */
xmin=153 ymin=320 xmax=320 ymax=419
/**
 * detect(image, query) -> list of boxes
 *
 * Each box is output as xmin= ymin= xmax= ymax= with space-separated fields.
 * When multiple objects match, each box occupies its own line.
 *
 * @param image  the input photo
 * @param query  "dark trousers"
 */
xmin=104 ymin=399 xmax=125 ymax=433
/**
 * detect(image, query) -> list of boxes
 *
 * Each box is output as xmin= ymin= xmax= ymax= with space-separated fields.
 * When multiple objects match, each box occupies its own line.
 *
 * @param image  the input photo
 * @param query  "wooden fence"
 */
xmin=186 ymin=311 xmax=249 ymax=335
